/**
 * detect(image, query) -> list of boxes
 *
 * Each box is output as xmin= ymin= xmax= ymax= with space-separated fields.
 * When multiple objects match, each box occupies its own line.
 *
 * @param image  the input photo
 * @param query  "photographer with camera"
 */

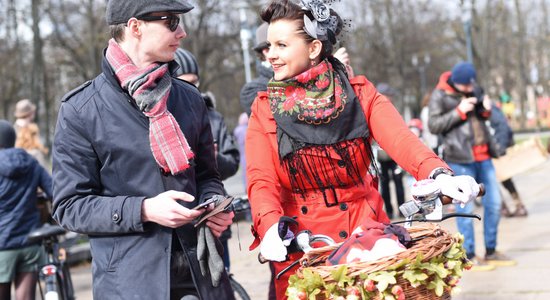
xmin=428 ymin=62 xmax=516 ymax=271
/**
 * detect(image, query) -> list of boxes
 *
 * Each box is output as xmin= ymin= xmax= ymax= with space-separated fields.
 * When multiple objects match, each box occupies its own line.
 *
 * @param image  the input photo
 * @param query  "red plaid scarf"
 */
xmin=105 ymin=39 xmax=194 ymax=175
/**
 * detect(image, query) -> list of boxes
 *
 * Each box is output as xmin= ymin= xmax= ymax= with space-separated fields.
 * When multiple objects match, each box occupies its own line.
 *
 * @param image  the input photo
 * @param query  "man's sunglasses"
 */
xmin=137 ymin=15 xmax=180 ymax=32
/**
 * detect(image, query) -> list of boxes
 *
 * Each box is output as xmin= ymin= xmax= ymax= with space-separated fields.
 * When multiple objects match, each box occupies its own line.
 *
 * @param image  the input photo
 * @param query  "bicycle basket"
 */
xmin=287 ymin=224 xmax=470 ymax=300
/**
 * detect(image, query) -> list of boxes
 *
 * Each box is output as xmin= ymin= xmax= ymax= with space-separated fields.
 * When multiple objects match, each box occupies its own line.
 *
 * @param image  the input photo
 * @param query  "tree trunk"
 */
xmin=513 ymin=0 xmax=529 ymax=129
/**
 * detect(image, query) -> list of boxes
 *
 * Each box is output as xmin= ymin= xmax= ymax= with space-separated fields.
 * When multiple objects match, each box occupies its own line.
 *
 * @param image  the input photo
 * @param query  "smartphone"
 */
xmin=191 ymin=197 xmax=217 ymax=210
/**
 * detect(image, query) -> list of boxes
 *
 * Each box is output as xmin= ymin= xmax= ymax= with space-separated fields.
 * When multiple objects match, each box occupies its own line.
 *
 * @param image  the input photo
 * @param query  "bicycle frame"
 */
xmin=29 ymin=225 xmax=75 ymax=300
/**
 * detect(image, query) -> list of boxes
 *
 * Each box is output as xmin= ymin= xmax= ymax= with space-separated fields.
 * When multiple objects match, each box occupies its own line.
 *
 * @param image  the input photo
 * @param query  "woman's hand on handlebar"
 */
xmin=260 ymin=223 xmax=288 ymax=262
xmin=435 ymin=174 xmax=480 ymax=207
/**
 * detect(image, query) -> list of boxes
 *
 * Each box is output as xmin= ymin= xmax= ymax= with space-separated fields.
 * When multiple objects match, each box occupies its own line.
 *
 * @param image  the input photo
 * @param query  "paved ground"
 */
xmin=64 ymin=155 xmax=550 ymax=299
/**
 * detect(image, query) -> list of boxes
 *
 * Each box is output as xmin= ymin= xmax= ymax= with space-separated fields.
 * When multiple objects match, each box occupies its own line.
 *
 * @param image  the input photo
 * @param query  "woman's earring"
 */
xmin=310 ymin=60 xmax=316 ymax=67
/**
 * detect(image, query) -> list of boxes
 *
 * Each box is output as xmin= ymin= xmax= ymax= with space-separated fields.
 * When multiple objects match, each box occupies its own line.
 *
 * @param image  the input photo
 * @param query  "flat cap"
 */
xmin=253 ymin=23 xmax=269 ymax=52
xmin=14 ymin=99 xmax=36 ymax=119
xmin=106 ymin=0 xmax=194 ymax=25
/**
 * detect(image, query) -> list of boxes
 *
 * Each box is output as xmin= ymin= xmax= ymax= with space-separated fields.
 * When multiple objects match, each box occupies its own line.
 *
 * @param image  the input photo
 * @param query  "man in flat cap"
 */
xmin=52 ymin=1 xmax=235 ymax=299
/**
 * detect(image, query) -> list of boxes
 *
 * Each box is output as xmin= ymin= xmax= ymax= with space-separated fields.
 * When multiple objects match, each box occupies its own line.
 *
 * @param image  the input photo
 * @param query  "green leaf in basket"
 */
xmin=369 ymin=271 xmax=397 ymax=292
xmin=427 ymin=277 xmax=447 ymax=297
xmin=409 ymin=253 xmax=424 ymax=268
xmin=382 ymin=293 xmax=396 ymax=300
xmin=420 ymin=262 xmax=449 ymax=278
xmin=302 ymin=269 xmax=325 ymax=291
xmin=308 ymin=288 xmax=321 ymax=300
xmin=445 ymin=245 xmax=461 ymax=259
xmin=402 ymin=269 xmax=428 ymax=287
xmin=391 ymin=258 xmax=410 ymax=269
xmin=330 ymin=265 xmax=353 ymax=287
xmin=325 ymin=283 xmax=338 ymax=295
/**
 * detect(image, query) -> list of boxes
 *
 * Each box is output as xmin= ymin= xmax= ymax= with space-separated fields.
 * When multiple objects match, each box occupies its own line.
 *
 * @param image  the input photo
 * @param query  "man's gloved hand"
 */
xmin=196 ymin=225 xmax=224 ymax=287
xmin=259 ymin=223 xmax=287 ymax=262
xmin=435 ymin=174 xmax=480 ymax=207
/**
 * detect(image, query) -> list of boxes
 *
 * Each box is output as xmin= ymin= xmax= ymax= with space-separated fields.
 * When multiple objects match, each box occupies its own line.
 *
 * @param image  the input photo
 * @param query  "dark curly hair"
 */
xmin=260 ymin=0 xmax=344 ymax=62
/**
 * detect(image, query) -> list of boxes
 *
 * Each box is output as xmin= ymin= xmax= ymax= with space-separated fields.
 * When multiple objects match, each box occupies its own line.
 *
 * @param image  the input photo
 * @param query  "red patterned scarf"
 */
xmin=267 ymin=59 xmax=373 ymax=194
xmin=105 ymin=39 xmax=194 ymax=175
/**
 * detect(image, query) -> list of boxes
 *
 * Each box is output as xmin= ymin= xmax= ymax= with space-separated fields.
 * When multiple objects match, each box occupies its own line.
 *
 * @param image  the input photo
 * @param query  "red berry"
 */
xmin=447 ymin=276 xmax=460 ymax=287
xmin=391 ymin=285 xmax=404 ymax=296
xmin=363 ymin=279 xmax=376 ymax=292
xmin=297 ymin=291 xmax=307 ymax=300
xmin=346 ymin=286 xmax=360 ymax=296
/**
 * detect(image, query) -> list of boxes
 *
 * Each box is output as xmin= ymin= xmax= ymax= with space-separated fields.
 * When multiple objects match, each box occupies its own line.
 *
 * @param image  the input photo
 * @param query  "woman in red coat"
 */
xmin=245 ymin=1 xmax=480 ymax=298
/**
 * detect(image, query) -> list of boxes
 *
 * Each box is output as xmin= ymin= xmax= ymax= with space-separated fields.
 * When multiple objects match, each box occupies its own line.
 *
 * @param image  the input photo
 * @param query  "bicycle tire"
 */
xmin=59 ymin=263 xmax=75 ymax=300
xmin=229 ymin=276 xmax=250 ymax=300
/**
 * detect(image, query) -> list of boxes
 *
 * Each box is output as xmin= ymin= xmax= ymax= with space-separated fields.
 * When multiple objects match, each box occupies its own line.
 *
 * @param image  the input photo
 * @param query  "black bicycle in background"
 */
xmin=27 ymin=224 xmax=75 ymax=300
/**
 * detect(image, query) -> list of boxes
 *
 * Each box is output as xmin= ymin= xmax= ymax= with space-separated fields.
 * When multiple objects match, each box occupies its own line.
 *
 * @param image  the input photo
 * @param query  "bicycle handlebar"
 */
xmin=439 ymin=183 xmax=485 ymax=205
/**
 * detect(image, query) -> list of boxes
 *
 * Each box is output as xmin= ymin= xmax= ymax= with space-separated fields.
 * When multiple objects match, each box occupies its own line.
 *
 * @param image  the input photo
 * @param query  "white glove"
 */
xmin=260 ymin=223 xmax=287 ymax=262
xmin=435 ymin=174 xmax=480 ymax=207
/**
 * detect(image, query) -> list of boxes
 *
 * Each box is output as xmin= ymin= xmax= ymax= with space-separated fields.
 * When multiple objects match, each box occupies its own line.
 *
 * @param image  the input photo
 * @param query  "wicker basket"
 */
xmin=287 ymin=224 xmax=469 ymax=300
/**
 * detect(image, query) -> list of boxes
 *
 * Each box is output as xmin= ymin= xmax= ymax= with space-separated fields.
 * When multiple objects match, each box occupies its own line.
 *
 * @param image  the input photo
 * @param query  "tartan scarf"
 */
xmin=105 ymin=39 xmax=194 ymax=175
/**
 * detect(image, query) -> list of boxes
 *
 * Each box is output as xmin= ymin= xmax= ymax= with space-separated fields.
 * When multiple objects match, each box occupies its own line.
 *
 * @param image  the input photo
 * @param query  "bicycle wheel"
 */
xmin=59 ymin=263 xmax=75 ymax=300
xmin=40 ymin=271 xmax=61 ymax=300
xmin=229 ymin=276 xmax=250 ymax=300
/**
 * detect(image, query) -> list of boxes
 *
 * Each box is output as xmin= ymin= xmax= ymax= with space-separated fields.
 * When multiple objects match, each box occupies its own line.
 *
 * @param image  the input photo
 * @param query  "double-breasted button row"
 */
xmin=300 ymin=203 xmax=347 ymax=214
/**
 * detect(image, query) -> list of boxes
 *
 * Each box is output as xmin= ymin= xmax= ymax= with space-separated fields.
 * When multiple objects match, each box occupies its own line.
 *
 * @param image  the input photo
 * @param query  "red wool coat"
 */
xmin=245 ymin=75 xmax=448 ymax=299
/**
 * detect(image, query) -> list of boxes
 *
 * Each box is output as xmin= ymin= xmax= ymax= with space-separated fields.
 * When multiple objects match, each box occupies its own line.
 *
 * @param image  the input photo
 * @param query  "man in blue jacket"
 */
xmin=0 ymin=120 xmax=52 ymax=300
xmin=52 ymin=1 xmax=234 ymax=299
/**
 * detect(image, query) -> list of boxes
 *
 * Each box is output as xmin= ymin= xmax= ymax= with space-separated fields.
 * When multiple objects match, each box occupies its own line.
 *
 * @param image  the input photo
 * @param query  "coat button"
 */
xmin=339 ymin=230 xmax=348 ymax=239
xmin=339 ymin=203 xmax=348 ymax=211
xmin=301 ymin=206 xmax=308 ymax=214
xmin=112 ymin=213 xmax=120 ymax=222
xmin=337 ymin=160 xmax=346 ymax=168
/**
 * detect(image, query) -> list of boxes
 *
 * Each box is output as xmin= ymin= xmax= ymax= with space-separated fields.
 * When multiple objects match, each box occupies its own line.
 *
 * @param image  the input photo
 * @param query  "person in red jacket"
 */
xmin=245 ymin=1 xmax=481 ymax=298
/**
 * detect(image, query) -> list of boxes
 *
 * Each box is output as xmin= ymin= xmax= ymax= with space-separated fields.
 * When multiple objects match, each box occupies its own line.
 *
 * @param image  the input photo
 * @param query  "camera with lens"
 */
xmin=472 ymin=81 xmax=485 ymax=106
xmin=456 ymin=80 xmax=486 ymax=114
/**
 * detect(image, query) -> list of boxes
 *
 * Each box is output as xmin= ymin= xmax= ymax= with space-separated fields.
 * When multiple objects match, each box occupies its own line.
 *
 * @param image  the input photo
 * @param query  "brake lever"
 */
xmin=276 ymin=259 xmax=301 ymax=280
xmin=440 ymin=213 xmax=481 ymax=221
xmin=392 ymin=212 xmax=481 ymax=225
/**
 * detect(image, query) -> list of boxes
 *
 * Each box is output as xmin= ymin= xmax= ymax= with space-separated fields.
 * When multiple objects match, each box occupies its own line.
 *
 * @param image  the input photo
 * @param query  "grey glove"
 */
xmin=196 ymin=225 xmax=225 ymax=287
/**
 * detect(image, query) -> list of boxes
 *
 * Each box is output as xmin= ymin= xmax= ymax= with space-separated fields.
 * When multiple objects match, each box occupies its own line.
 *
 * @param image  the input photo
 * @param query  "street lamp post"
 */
xmin=411 ymin=54 xmax=431 ymax=96
xmin=461 ymin=0 xmax=474 ymax=63
xmin=238 ymin=2 xmax=252 ymax=83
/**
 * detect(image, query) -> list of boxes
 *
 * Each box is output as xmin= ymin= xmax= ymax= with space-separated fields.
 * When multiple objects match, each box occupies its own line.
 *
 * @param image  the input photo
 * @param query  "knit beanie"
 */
xmin=174 ymin=48 xmax=199 ymax=78
xmin=451 ymin=62 xmax=477 ymax=84
xmin=0 ymin=120 xmax=16 ymax=149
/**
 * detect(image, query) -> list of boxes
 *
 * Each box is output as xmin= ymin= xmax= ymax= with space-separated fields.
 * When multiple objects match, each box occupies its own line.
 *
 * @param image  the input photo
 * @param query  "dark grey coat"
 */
xmin=428 ymin=89 xmax=498 ymax=163
xmin=52 ymin=58 xmax=233 ymax=299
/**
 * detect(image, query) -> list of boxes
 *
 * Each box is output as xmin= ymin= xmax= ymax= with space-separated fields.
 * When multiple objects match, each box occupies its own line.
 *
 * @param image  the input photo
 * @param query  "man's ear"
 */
xmin=127 ymin=18 xmax=141 ymax=37
xmin=308 ymin=40 xmax=323 ymax=61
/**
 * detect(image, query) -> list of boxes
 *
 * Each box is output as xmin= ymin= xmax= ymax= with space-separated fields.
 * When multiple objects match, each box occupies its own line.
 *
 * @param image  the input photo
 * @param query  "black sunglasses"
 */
xmin=137 ymin=15 xmax=180 ymax=32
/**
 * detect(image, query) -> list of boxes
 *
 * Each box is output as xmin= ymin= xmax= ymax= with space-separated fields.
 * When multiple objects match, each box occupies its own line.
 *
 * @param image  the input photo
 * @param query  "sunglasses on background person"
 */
xmin=137 ymin=14 xmax=180 ymax=32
